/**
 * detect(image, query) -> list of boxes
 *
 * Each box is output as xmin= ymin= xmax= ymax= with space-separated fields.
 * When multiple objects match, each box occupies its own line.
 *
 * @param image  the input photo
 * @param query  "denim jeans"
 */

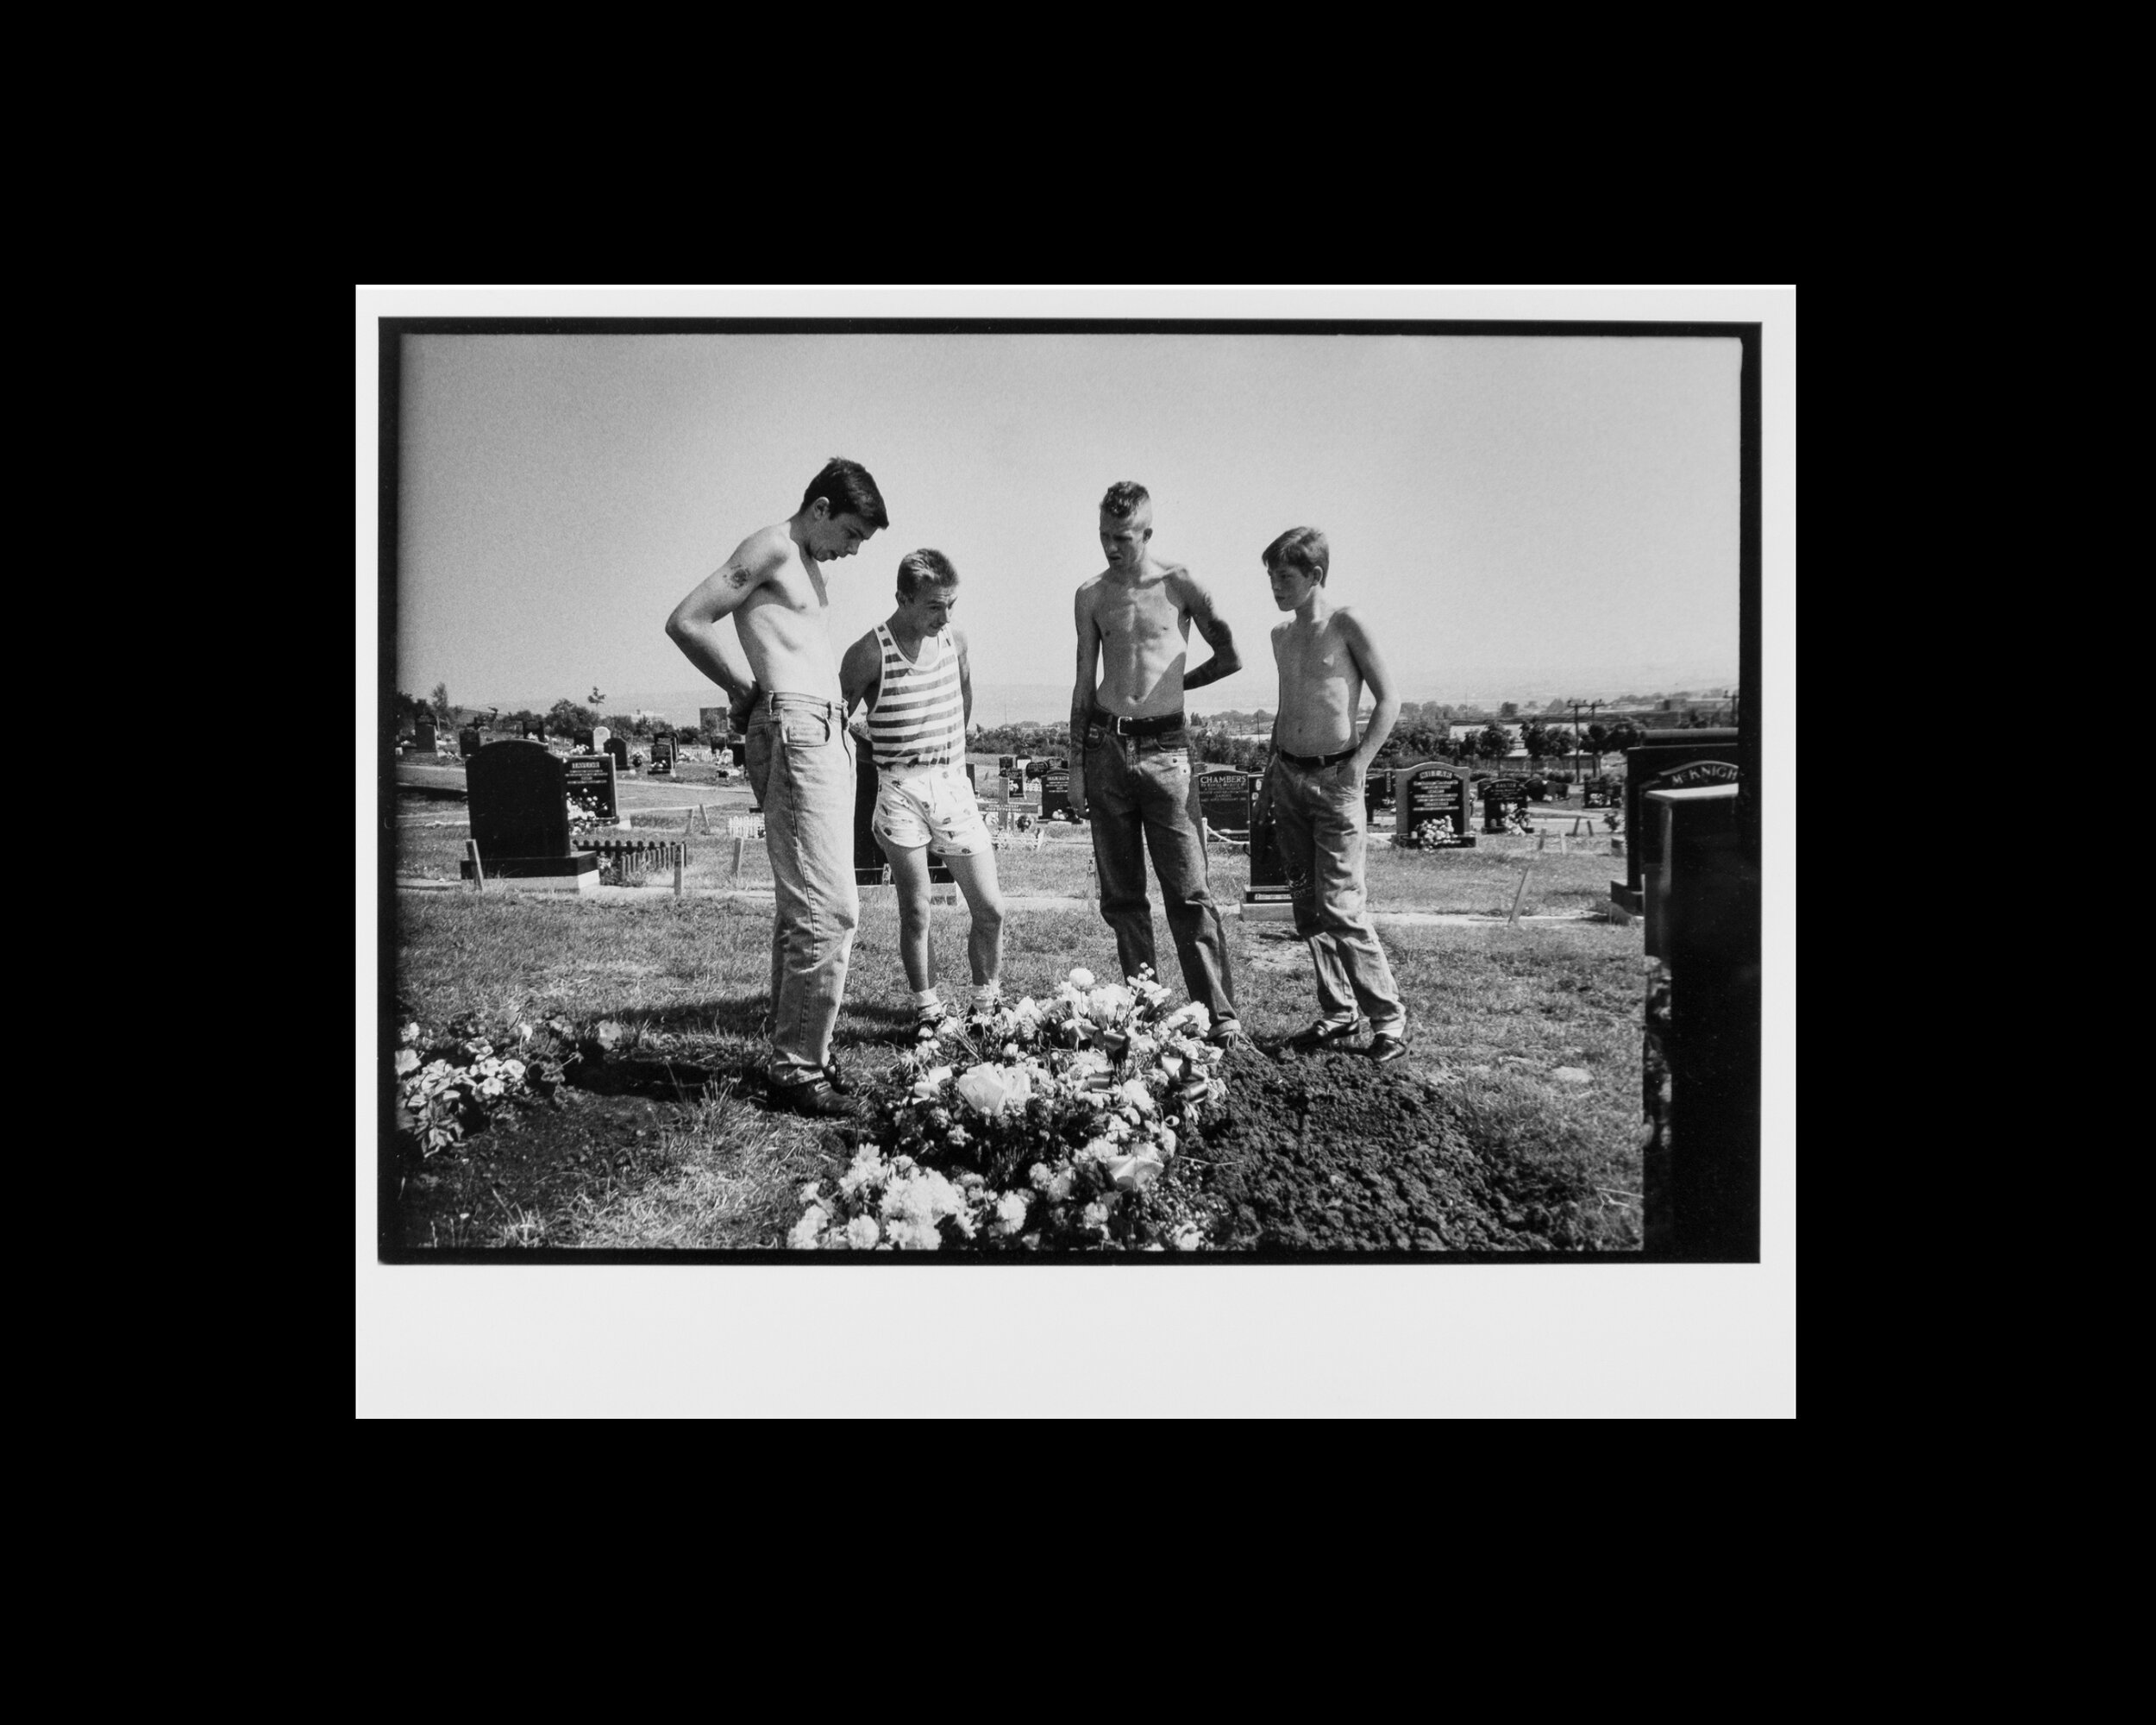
xmin=1083 ymin=717 xmax=1238 ymax=1026
xmin=1265 ymin=756 xmax=1405 ymax=1037
xmin=745 ymin=694 xmax=859 ymax=1076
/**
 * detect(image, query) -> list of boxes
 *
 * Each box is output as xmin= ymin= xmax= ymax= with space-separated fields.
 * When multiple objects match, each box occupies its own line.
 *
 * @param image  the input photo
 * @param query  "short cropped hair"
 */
xmin=896 ymin=548 xmax=959 ymax=599
xmin=1263 ymin=525 xmax=1330 ymax=585
xmin=800 ymin=456 xmax=890 ymax=529
xmin=1099 ymin=480 xmax=1151 ymax=521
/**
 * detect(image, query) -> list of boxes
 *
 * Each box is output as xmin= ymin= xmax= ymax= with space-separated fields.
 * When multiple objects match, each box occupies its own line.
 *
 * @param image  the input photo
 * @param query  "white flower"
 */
xmin=1069 ymin=968 xmax=1095 ymax=989
xmin=1104 ymin=1148 xmax=1165 ymax=1192
xmin=1081 ymin=1199 xmax=1112 ymax=1231
xmin=992 ymin=1191 xmax=1031 ymax=1234
xmin=885 ymin=1217 xmax=943 ymax=1251
xmin=788 ymin=1208 xmax=828 ymax=1250
xmin=1048 ymin=1170 xmax=1075 ymax=1201
xmin=1119 ymin=1079 xmax=1155 ymax=1113
xmin=394 ymin=1049 xmax=420 ymax=1076
xmin=399 ymin=1022 xmax=421 ymax=1044
xmin=846 ymin=1215 xmax=881 ymax=1250
xmin=935 ymin=1015 xmax=965 ymax=1039
xmin=1087 ymin=984 xmax=1135 ymax=1024
xmin=1171 ymin=1225 xmax=1206 ymax=1251
xmin=798 ymin=1181 xmax=823 ymax=1204
xmin=838 ymin=1149 xmax=889 ymax=1197
xmin=1028 ymin=1162 xmax=1055 ymax=1190
xmin=956 ymin=1063 xmax=1032 ymax=1116
xmin=1077 ymin=1137 xmax=1114 ymax=1165
xmin=911 ymin=1064 xmax=954 ymax=1101
xmin=1162 ymin=1001 xmax=1212 ymax=1037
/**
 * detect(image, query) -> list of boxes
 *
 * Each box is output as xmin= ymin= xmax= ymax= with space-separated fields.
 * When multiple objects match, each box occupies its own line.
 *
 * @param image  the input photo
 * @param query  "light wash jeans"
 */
xmin=745 ymin=694 xmax=859 ymax=1076
xmin=1264 ymin=756 xmax=1405 ymax=1037
xmin=1082 ymin=715 xmax=1238 ymax=1026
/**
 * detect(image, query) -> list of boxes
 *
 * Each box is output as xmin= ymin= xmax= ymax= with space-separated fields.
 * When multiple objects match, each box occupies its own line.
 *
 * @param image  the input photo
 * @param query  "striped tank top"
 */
xmin=867 ymin=621 xmax=964 ymax=771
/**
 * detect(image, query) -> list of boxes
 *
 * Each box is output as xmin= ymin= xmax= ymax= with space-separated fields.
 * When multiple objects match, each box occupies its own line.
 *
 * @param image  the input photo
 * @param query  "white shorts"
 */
xmin=874 ymin=763 xmax=993 ymax=857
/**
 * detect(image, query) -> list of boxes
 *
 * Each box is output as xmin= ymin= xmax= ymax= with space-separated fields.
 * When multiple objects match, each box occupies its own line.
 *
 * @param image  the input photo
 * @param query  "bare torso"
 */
xmin=730 ymin=523 xmax=841 ymax=699
xmin=1081 ymin=558 xmax=1195 ymax=718
xmin=1271 ymin=608 xmax=1364 ymax=755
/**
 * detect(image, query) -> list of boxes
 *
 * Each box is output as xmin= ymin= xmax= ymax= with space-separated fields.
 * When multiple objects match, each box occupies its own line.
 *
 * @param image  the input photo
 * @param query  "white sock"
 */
xmin=972 ymin=982 xmax=1001 ymax=1009
xmin=912 ymin=987 xmax=943 ymax=1012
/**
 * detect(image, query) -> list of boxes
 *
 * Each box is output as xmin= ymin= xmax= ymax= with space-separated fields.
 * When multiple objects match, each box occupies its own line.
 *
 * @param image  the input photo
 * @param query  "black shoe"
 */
xmin=823 ymin=1056 xmax=850 ymax=1095
xmin=768 ymin=1071 xmax=855 ymax=1118
xmin=1368 ymin=1033 xmax=1408 ymax=1064
xmin=1206 ymin=1018 xmax=1251 ymax=1049
xmin=1286 ymin=1017 xmax=1364 ymax=1052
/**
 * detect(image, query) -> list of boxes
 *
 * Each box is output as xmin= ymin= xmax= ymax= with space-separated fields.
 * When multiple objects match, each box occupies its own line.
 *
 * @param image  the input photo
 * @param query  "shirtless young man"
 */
xmin=1069 ymin=480 xmax=1244 ymax=1039
xmin=665 ymin=457 xmax=888 ymax=1116
xmin=1257 ymin=526 xmax=1408 ymax=1062
xmin=839 ymin=549 xmax=1006 ymax=1040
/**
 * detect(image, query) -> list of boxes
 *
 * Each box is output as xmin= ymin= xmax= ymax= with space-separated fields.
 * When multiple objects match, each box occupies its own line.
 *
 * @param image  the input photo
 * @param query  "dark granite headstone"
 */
xmin=461 ymin=741 xmax=599 ymax=888
xmin=1041 ymin=769 xmax=1071 ymax=820
xmin=1365 ymin=762 xmax=1395 ymax=818
xmin=603 ymin=737 xmax=630 ymax=774
xmin=1639 ymin=782 xmax=1758 ymax=1258
xmin=1197 ymin=769 xmax=1252 ymax=837
xmin=1629 ymin=756 xmax=1739 ymax=937
xmin=573 ymin=728 xmax=594 ymax=752
xmin=1621 ymin=730 xmax=1740 ymax=904
xmin=414 ymin=719 xmax=437 ymax=754
xmin=458 ymin=726 xmax=483 ymax=757
xmin=564 ymin=753 xmax=618 ymax=823
xmin=1395 ymin=761 xmax=1473 ymax=847
xmin=1480 ymin=775 xmax=1531 ymax=834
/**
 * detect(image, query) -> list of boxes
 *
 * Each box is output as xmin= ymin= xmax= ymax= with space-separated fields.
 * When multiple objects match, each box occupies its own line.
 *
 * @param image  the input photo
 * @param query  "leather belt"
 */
xmin=1277 ymin=746 xmax=1357 ymax=768
xmin=1091 ymin=706 xmax=1185 ymax=737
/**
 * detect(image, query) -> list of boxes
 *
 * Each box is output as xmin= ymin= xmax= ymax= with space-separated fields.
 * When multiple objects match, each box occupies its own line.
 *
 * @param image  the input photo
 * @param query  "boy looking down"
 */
xmin=840 ymin=549 xmax=1006 ymax=1040
xmin=1258 ymin=526 xmax=1408 ymax=1063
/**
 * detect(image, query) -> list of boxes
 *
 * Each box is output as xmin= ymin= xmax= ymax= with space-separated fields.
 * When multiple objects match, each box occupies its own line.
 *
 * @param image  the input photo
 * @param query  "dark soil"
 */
xmin=1198 ymin=1044 xmax=1602 ymax=1251
xmin=388 ymin=1043 xmax=727 ymax=1250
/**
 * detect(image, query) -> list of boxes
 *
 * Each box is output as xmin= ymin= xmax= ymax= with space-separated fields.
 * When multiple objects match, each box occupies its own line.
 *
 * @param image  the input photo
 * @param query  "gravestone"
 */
xmin=591 ymin=725 xmax=611 ymax=757
xmin=603 ymin=736 xmax=630 ymax=775
xmin=1526 ymin=777 xmax=1548 ymax=803
xmin=458 ymin=726 xmax=483 ymax=758
xmin=1243 ymin=801 xmax=1294 ymax=920
xmin=414 ymin=719 xmax=437 ymax=754
xmin=460 ymin=741 xmax=599 ymax=892
xmin=564 ymin=752 xmax=618 ymax=824
xmin=523 ymin=722 xmax=544 ymax=741
xmin=1480 ymin=774 xmax=1531 ymax=834
xmin=852 ymin=745 xmax=953 ymax=891
xmin=1394 ymin=760 xmax=1474 ymax=847
xmin=652 ymin=736 xmax=676 ymax=774
xmin=573 ymin=728 xmax=594 ymax=753
xmin=1197 ymin=768 xmax=1252 ymax=838
xmin=1041 ymin=768 xmax=1071 ymax=821
xmin=1625 ymin=747 xmax=1740 ymax=935
xmin=1639 ymin=781 xmax=1758 ymax=1258
xmin=1583 ymin=777 xmax=1614 ymax=809
xmin=1365 ymin=762 xmax=1395 ymax=819
xmin=730 ymin=740 xmax=746 ymax=768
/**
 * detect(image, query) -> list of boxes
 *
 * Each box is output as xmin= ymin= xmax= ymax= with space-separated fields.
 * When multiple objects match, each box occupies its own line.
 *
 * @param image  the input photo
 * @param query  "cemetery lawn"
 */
xmin=390 ymin=894 xmax=1645 ymax=1251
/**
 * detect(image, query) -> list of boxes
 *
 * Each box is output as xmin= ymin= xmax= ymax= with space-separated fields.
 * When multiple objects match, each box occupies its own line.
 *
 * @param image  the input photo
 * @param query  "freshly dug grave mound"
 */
xmin=1198 ymin=1045 xmax=1602 ymax=1251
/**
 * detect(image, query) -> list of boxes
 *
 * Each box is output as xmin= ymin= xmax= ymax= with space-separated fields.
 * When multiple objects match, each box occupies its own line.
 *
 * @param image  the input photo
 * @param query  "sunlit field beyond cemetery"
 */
xmin=388 ymin=759 xmax=1645 ymax=1253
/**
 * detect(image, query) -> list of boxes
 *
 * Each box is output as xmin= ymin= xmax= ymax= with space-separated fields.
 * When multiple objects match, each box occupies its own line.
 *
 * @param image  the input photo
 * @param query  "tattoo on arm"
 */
xmin=724 ymin=561 xmax=754 ymax=590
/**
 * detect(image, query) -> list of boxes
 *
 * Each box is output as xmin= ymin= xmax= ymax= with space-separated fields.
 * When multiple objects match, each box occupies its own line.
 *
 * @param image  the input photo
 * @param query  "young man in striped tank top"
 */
xmin=840 ymin=549 xmax=1005 ymax=1039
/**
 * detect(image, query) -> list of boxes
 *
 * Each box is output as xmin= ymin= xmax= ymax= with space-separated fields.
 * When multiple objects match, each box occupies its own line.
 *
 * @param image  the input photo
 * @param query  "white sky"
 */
xmin=392 ymin=313 xmax=1742 ymax=720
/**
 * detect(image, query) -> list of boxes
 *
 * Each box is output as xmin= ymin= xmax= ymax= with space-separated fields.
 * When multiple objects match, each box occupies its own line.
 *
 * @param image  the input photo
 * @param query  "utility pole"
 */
xmin=1568 ymin=699 xmax=1602 ymax=778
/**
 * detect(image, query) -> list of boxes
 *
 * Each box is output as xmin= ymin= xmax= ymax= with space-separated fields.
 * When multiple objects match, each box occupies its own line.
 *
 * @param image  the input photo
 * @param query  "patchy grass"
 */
xmin=390 ymin=888 xmax=1644 ymax=1250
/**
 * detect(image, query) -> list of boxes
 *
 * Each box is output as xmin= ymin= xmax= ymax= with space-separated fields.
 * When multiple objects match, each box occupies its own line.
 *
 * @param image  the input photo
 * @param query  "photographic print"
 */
xmin=360 ymin=287 xmax=1790 ymax=1417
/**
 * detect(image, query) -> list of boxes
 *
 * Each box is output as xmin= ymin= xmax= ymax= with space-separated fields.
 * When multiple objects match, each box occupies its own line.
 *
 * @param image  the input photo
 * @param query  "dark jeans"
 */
xmin=1083 ymin=718 xmax=1238 ymax=1026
